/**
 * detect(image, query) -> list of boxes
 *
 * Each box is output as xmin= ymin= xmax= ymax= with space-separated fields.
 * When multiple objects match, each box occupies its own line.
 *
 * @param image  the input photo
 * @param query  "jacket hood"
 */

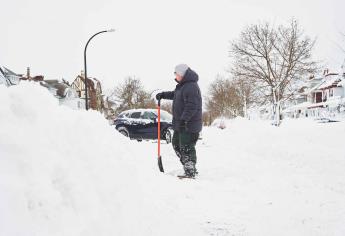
xmin=179 ymin=68 xmax=199 ymax=84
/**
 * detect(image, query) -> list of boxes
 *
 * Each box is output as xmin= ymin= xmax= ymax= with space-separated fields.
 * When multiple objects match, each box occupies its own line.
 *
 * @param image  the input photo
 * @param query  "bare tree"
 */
xmin=160 ymin=101 xmax=172 ymax=114
xmin=110 ymin=76 xmax=155 ymax=114
xmin=205 ymin=75 xmax=243 ymax=123
xmin=232 ymin=77 xmax=259 ymax=117
xmin=230 ymin=19 xmax=317 ymax=125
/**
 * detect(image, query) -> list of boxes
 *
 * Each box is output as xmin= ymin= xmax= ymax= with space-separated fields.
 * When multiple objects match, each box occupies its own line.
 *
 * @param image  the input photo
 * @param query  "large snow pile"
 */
xmin=1 ymin=82 xmax=345 ymax=236
xmin=0 ymin=82 xmax=201 ymax=236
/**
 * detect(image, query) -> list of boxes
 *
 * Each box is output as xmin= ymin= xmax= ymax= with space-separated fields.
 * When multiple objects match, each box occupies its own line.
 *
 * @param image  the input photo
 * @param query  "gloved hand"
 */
xmin=155 ymin=92 xmax=164 ymax=100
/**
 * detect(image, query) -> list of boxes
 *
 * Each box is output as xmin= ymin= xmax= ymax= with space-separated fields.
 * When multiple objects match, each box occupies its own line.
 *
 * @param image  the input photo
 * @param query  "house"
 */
xmin=20 ymin=67 xmax=44 ymax=82
xmin=0 ymin=66 xmax=22 ymax=86
xmin=0 ymin=68 xmax=6 ymax=86
xmin=71 ymin=71 xmax=104 ymax=111
xmin=283 ymin=68 xmax=345 ymax=119
xmin=316 ymin=74 xmax=343 ymax=101
xmin=40 ymin=80 xmax=84 ymax=110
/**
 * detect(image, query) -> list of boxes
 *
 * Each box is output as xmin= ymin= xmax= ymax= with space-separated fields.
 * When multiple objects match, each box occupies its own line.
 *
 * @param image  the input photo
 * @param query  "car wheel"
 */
xmin=117 ymin=126 xmax=129 ymax=137
xmin=164 ymin=129 xmax=172 ymax=144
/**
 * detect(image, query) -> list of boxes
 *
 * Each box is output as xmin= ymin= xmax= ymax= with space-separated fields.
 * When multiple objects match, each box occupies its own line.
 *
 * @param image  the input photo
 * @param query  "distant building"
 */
xmin=40 ymin=80 xmax=84 ymax=110
xmin=283 ymin=68 xmax=345 ymax=119
xmin=71 ymin=71 xmax=104 ymax=111
xmin=0 ymin=66 xmax=22 ymax=86
xmin=20 ymin=67 xmax=44 ymax=82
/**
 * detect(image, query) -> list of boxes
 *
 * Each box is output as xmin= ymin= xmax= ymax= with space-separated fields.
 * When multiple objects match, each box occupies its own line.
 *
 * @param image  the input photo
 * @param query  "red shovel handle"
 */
xmin=157 ymin=99 xmax=164 ymax=172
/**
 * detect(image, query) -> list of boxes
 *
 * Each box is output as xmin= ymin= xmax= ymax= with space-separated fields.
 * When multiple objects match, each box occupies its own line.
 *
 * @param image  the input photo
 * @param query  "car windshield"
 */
xmin=117 ymin=112 xmax=127 ymax=118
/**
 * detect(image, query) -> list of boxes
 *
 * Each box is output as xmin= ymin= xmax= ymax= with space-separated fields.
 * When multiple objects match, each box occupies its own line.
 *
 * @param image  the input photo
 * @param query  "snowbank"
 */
xmin=0 ymin=82 xmax=201 ymax=236
xmin=1 ymin=83 xmax=345 ymax=235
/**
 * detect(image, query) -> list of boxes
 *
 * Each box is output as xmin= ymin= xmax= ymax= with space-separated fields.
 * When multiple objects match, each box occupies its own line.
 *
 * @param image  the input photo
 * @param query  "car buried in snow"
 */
xmin=113 ymin=109 xmax=173 ymax=143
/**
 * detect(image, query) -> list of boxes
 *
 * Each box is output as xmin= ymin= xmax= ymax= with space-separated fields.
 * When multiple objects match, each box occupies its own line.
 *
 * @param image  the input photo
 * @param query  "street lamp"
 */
xmin=84 ymin=29 xmax=115 ymax=110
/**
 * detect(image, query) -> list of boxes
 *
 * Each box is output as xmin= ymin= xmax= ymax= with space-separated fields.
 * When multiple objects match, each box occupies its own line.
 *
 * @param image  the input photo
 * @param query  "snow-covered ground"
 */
xmin=1 ymin=82 xmax=345 ymax=236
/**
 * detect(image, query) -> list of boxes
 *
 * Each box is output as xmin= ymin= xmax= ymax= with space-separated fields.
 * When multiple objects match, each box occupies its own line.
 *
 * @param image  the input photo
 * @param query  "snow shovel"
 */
xmin=157 ymin=99 xmax=164 ymax=172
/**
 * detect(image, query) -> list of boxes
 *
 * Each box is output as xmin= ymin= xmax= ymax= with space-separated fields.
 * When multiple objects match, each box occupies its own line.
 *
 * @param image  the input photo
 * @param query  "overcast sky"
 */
xmin=1 ymin=0 xmax=345 ymax=94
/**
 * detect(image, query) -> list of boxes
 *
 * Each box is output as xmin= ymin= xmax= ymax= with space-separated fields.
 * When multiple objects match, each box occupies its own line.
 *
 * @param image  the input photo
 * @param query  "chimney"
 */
xmin=323 ymin=69 xmax=330 ymax=76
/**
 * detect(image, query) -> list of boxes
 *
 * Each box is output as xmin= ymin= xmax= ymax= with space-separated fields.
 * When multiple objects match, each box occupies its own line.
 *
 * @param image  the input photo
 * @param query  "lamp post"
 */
xmin=84 ymin=29 xmax=115 ymax=110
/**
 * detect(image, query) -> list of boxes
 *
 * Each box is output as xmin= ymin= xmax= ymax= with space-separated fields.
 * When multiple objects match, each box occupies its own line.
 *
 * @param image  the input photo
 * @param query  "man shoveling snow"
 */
xmin=156 ymin=64 xmax=202 ymax=178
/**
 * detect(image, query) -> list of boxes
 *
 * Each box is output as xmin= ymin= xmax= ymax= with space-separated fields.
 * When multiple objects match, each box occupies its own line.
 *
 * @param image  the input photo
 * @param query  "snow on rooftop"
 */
xmin=318 ymin=74 xmax=342 ymax=90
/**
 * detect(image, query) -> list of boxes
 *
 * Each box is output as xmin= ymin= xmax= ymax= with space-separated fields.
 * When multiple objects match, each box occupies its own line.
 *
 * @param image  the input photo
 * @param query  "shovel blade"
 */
xmin=158 ymin=155 xmax=164 ymax=172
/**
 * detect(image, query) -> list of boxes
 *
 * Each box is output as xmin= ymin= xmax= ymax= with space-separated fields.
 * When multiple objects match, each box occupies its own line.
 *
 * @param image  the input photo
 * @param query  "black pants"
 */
xmin=172 ymin=131 xmax=199 ymax=175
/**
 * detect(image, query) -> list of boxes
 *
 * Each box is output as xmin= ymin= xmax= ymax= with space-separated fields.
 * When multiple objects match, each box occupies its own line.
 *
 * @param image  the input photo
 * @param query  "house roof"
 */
xmin=0 ymin=66 xmax=22 ymax=86
xmin=317 ymin=74 xmax=342 ymax=90
xmin=40 ymin=80 xmax=71 ymax=98
xmin=0 ymin=68 xmax=6 ymax=84
xmin=73 ymin=75 xmax=100 ymax=90
xmin=0 ymin=66 xmax=22 ymax=77
xmin=89 ymin=77 xmax=100 ymax=85
xmin=305 ymin=74 xmax=343 ymax=93
xmin=306 ymin=82 xmax=323 ymax=94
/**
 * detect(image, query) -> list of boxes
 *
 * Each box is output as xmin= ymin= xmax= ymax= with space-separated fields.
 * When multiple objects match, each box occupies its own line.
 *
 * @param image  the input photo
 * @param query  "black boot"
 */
xmin=184 ymin=161 xmax=196 ymax=177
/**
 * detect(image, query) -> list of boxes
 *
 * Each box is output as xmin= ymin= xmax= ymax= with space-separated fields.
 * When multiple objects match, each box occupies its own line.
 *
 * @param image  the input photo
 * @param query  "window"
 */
xmin=130 ymin=112 xmax=141 ymax=119
xmin=141 ymin=111 xmax=156 ymax=120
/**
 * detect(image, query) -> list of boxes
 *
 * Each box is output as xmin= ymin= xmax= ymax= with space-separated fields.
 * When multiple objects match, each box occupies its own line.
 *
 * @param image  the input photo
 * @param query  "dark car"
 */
xmin=114 ymin=109 xmax=173 ymax=143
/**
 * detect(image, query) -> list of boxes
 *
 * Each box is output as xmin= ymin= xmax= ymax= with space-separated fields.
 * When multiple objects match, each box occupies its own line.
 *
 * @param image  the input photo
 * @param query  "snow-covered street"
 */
xmin=1 ymin=83 xmax=345 ymax=236
xmin=157 ymin=119 xmax=345 ymax=235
